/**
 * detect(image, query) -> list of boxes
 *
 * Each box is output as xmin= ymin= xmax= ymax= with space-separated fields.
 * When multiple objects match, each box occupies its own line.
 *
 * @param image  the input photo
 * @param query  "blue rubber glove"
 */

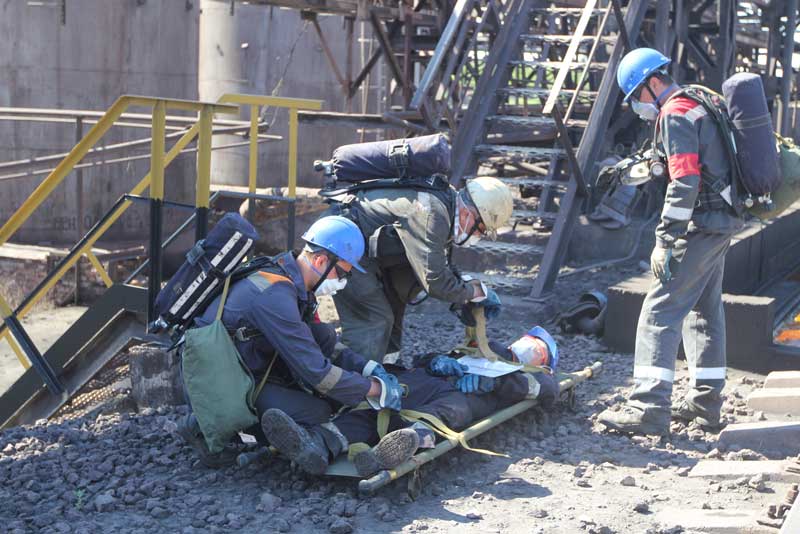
xmin=367 ymin=375 xmax=403 ymax=412
xmin=366 ymin=362 xmax=393 ymax=382
xmin=481 ymin=288 xmax=502 ymax=321
xmin=455 ymin=374 xmax=495 ymax=394
xmin=453 ymin=288 xmax=502 ymax=327
xmin=428 ymin=355 xmax=469 ymax=377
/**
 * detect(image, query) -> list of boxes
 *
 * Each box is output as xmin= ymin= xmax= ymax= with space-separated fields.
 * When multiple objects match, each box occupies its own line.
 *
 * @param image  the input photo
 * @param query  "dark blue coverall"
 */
xmin=193 ymin=252 xmax=376 ymax=427
xmin=331 ymin=365 xmax=534 ymax=447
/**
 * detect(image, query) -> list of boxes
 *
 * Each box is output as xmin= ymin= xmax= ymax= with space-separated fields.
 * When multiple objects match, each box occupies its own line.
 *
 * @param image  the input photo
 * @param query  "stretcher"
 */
xmin=326 ymin=361 xmax=603 ymax=497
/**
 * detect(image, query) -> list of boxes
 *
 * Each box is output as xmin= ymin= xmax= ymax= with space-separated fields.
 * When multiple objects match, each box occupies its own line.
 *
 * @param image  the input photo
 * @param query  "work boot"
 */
xmin=671 ymin=399 xmax=722 ymax=432
xmin=177 ymin=414 xmax=238 ymax=468
xmin=260 ymin=409 xmax=330 ymax=475
xmin=353 ymin=428 xmax=420 ymax=478
xmin=597 ymin=404 xmax=670 ymax=437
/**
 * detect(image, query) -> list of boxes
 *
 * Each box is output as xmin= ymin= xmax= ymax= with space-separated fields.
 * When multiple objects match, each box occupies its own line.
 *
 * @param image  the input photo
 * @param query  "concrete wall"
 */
xmin=199 ymin=0 xmax=371 ymax=190
xmin=0 ymin=1 xmax=377 ymax=245
xmin=0 ymin=0 xmax=200 ymax=244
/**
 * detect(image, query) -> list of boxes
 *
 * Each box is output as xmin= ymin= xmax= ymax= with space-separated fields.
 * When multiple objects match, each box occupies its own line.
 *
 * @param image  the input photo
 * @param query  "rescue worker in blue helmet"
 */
xmin=180 ymin=216 xmax=405 ymax=467
xmin=598 ymin=48 xmax=744 ymax=436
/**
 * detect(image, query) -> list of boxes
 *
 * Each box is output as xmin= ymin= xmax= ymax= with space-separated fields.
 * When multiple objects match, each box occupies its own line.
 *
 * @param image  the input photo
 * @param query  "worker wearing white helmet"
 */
xmin=327 ymin=175 xmax=514 ymax=363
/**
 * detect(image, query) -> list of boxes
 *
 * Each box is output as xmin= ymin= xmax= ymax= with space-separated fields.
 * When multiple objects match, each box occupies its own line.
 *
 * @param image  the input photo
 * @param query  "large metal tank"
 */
xmin=198 ymin=0 xmax=362 ymax=189
xmin=0 ymin=0 xmax=200 ymax=244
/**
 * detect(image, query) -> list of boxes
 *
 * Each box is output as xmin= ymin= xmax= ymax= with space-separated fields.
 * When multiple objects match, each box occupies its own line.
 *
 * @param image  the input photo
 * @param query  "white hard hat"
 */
xmin=465 ymin=177 xmax=514 ymax=240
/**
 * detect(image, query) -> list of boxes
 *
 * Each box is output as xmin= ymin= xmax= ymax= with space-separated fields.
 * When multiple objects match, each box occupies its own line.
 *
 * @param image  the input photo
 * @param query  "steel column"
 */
xmin=196 ymin=106 xmax=213 ymax=241
xmin=147 ymin=101 xmax=166 ymax=328
xmin=781 ymin=0 xmax=798 ymax=135
xmin=74 ymin=116 xmax=84 ymax=305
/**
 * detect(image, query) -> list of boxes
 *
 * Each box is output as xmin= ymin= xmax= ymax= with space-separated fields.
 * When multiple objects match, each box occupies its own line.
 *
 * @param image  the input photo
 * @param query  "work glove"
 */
xmin=364 ymin=362 xmax=393 ymax=382
xmin=453 ymin=288 xmax=503 ymax=327
xmin=366 ymin=374 xmax=403 ymax=412
xmin=428 ymin=355 xmax=469 ymax=377
xmin=650 ymin=245 xmax=673 ymax=283
xmin=455 ymin=374 xmax=495 ymax=394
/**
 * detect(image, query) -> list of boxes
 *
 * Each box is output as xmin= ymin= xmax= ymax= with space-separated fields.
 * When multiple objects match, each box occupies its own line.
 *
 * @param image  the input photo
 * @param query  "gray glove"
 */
xmin=650 ymin=245 xmax=673 ymax=283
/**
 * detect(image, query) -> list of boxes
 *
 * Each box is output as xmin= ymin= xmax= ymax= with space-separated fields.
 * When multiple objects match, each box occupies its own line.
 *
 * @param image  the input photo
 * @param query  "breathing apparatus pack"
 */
xmin=150 ymin=212 xmax=276 ymax=339
xmin=315 ymin=134 xmax=452 ymax=198
xmin=653 ymin=74 xmax=783 ymax=215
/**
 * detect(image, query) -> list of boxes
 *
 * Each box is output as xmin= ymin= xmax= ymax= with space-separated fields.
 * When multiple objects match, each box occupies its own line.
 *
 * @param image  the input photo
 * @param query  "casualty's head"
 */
xmin=454 ymin=177 xmax=513 ymax=247
xmin=616 ymin=47 xmax=678 ymax=122
xmin=299 ymin=215 xmax=365 ymax=297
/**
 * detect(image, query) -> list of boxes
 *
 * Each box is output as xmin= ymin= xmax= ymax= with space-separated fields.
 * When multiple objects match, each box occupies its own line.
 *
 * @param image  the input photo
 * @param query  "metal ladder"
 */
xmin=413 ymin=0 xmax=649 ymax=298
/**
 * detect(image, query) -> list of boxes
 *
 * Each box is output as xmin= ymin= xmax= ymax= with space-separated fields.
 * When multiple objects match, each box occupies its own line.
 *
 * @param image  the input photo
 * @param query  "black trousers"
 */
xmin=333 ymin=367 xmax=529 ymax=446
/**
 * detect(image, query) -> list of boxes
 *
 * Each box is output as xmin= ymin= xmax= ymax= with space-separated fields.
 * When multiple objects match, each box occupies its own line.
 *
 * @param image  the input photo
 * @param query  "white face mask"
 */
xmin=453 ymin=197 xmax=482 ymax=247
xmin=631 ymin=99 xmax=659 ymax=122
xmin=314 ymin=276 xmax=347 ymax=297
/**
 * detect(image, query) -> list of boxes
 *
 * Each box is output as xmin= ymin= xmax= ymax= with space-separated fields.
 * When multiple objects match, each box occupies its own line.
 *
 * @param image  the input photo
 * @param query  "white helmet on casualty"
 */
xmin=460 ymin=176 xmax=513 ymax=242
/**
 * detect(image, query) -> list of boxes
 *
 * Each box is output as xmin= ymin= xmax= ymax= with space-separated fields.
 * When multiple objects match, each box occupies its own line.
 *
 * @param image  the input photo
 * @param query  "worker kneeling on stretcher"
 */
xmin=180 ymin=216 xmax=406 ymax=466
xmin=260 ymin=330 xmax=559 ymax=478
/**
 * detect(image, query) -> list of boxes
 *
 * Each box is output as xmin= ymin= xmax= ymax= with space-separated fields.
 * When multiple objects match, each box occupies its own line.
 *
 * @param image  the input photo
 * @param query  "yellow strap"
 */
xmin=398 ymin=409 xmax=508 ymax=458
xmin=377 ymin=409 xmax=390 ymax=439
xmin=253 ymin=352 xmax=279 ymax=400
xmin=215 ymin=276 xmax=232 ymax=322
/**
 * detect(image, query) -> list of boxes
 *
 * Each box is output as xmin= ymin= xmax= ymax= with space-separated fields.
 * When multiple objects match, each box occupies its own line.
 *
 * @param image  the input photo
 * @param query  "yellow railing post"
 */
xmin=150 ymin=100 xmax=166 ymax=202
xmin=2 ymin=332 xmax=30 ymax=369
xmin=249 ymin=105 xmax=259 ymax=195
xmin=84 ymin=251 xmax=114 ymax=288
xmin=288 ymin=108 xmax=299 ymax=199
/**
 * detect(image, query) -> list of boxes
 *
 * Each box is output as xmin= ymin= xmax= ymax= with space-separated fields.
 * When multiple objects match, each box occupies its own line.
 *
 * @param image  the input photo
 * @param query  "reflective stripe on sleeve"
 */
xmin=634 ymin=365 xmax=675 ymax=383
xmin=662 ymin=204 xmax=694 ymax=221
xmin=316 ymin=366 xmax=343 ymax=394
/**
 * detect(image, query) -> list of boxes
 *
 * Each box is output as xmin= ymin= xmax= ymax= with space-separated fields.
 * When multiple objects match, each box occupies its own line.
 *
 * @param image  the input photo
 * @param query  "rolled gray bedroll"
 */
xmin=347 ymin=361 xmax=603 ymax=495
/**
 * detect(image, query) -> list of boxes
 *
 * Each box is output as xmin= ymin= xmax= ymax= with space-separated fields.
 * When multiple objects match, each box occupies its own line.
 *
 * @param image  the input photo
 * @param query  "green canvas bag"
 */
xmin=750 ymin=135 xmax=800 ymax=220
xmin=181 ymin=277 xmax=265 ymax=453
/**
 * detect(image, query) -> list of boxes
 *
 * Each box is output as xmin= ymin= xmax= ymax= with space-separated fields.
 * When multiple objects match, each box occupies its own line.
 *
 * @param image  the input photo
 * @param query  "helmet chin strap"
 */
xmin=644 ymin=82 xmax=678 ymax=110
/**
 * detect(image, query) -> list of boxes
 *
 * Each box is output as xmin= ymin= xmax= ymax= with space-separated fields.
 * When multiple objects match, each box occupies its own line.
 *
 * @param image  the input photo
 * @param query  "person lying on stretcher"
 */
xmin=260 ymin=331 xmax=559 ymax=478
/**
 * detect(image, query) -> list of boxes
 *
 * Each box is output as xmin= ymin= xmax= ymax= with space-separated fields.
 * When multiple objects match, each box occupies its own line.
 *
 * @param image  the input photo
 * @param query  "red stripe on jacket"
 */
xmin=667 ymin=153 xmax=700 ymax=180
xmin=660 ymin=96 xmax=700 ymax=117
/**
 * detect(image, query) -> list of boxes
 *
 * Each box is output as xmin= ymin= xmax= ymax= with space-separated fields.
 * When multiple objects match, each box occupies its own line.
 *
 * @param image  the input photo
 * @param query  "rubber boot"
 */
xmin=671 ymin=396 xmax=722 ymax=432
xmin=260 ymin=409 xmax=331 ymax=475
xmin=597 ymin=404 xmax=670 ymax=436
xmin=177 ymin=414 xmax=238 ymax=468
xmin=353 ymin=428 xmax=420 ymax=478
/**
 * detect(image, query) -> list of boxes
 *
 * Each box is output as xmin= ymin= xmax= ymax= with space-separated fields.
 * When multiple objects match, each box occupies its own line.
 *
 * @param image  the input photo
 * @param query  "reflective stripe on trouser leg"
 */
xmin=630 ymin=230 xmax=733 ymax=413
xmin=681 ymin=238 xmax=730 ymax=414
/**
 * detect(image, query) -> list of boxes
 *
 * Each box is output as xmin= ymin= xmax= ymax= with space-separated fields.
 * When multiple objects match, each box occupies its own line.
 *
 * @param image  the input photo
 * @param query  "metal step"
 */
xmin=497 ymin=87 xmax=598 ymax=98
xmin=456 ymin=271 xmax=535 ymax=296
xmin=499 ymin=177 xmax=569 ymax=189
xmin=452 ymin=241 xmax=544 ymax=273
xmin=509 ymin=60 xmax=608 ymax=71
xmin=531 ymin=7 xmax=619 ymax=16
xmin=520 ymin=34 xmax=617 ymax=44
xmin=475 ymin=144 xmax=566 ymax=161
xmin=512 ymin=208 xmax=558 ymax=221
xmin=487 ymin=115 xmax=588 ymax=129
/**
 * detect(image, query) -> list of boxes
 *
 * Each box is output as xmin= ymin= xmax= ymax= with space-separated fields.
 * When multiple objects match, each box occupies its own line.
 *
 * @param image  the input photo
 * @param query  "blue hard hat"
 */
xmin=528 ymin=326 xmax=559 ymax=371
xmin=616 ymin=48 xmax=671 ymax=102
xmin=302 ymin=216 xmax=366 ymax=273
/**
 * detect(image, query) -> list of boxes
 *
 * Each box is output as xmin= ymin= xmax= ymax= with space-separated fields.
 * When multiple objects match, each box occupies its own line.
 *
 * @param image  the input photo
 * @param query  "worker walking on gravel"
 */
xmin=598 ymin=48 xmax=744 ymax=436
xmin=327 ymin=176 xmax=514 ymax=363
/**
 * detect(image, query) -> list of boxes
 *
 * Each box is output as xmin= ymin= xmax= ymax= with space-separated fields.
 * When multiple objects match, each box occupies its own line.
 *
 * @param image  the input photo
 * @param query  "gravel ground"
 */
xmin=0 ymin=262 xmax=792 ymax=534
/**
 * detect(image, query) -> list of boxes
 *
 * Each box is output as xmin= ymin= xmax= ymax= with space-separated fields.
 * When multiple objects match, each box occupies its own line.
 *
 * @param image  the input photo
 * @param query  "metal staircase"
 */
xmin=413 ymin=0 xmax=648 ymax=298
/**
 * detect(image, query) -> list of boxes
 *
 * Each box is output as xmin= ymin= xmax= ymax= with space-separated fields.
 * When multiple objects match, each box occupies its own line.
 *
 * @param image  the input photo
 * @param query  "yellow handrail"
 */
xmin=216 ymin=94 xmax=323 ymax=199
xmin=0 ymin=93 xmax=323 ymax=371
